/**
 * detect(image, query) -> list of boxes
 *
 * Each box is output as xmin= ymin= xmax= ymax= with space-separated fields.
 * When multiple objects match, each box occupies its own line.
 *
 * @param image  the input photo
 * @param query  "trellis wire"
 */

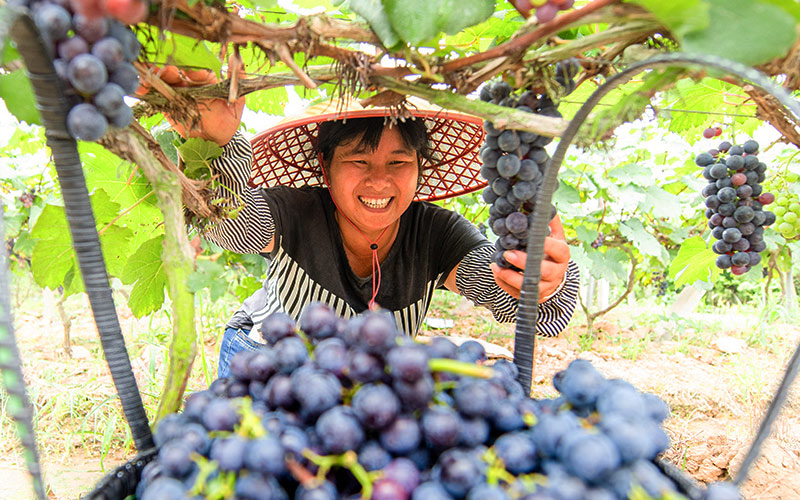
xmin=516 ymin=51 xmax=800 ymax=486
xmin=9 ymin=11 xmax=155 ymax=453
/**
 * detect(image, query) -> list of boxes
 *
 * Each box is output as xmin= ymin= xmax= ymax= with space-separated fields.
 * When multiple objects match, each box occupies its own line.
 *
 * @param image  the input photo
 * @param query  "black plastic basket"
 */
xmin=4 ymin=7 xmax=800 ymax=500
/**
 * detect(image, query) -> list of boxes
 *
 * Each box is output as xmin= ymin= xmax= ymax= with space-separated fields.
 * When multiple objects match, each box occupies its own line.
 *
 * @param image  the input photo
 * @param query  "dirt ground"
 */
xmin=1 ymin=294 xmax=799 ymax=500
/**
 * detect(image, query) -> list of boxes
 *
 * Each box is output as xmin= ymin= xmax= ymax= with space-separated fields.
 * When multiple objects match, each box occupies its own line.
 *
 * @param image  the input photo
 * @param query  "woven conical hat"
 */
xmin=249 ymin=97 xmax=487 ymax=202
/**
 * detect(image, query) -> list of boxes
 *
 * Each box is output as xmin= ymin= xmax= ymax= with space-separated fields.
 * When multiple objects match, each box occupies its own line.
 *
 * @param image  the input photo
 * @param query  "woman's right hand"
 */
xmin=137 ymin=64 xmax=245 ymax=147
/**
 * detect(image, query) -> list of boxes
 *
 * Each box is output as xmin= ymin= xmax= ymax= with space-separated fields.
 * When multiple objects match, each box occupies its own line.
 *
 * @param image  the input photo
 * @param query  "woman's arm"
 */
xmin=443 ymin=216 xmax=579 ymax=335
xmin=202 ymin=133 xmax=275 ymax=254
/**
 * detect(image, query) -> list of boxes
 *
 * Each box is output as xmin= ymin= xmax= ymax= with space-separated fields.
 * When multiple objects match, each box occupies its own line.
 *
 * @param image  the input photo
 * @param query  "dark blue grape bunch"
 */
xmin=651 ymin=270 xmax=668 ymax=297
xmin=15 ymin=0 xmax=142 ymax=141
xmin=591 ymin=232 xmax=604 ymax=249
xmin=478 ymin=71 xmax=576 ymax=270
xmin=137 ymin=302 xmax=744 ymax=500
xmin=697 ymin=138 xmax=775 ymax=275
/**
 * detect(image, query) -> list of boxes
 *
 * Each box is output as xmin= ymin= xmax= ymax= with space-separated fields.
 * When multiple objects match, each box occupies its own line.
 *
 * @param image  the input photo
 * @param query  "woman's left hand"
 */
xmin=490 ymin=215 xmax=571 ymax=302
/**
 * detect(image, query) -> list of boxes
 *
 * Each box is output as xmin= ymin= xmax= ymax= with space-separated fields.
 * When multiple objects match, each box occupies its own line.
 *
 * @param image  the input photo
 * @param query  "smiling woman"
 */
xmin=162 ymin=89 xmax=580 ymax=378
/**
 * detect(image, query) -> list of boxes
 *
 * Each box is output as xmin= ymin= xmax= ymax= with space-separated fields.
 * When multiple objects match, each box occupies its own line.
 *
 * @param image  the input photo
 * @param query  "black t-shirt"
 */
xmin=229 ymin=186 xmax=488 ymax=336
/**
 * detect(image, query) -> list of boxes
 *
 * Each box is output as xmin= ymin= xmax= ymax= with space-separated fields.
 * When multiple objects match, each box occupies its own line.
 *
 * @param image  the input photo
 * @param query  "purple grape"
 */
xmin=352 ymin=383 xmax=400 ymax=430
xmin=66 ymin=103 xmax=108 ymax=141
xmin=68 ymin=54 xmax=108 ymax=95
xmin=74 ymin=14 xmax=109 ymax=43
xmin=109 ymin=62 xmax=140 ymax=95
xmin=109 ymin=103 xmax=134 ymax=128
xmin=157 ymin=441 xmax=194 ymax=478
xmin=300 ymin=301 xmax=338 ymax=339
xmin=387 ymin=344 xmax=430 ymax=382
xmin=201 ymin=397 xmax=239 ymax=431
xmin=380 ymin=415 xmax=422 ymax=455
xmin=244 ymin=435 xmax=286 ymax=476
xmin=57 ymin=36 xmax=89 ymax=61
xmin=34 ymin=3 xmax=71 ymax=42
xmin=421 ymin=406 xmax=460 ymax=450
xmin=358 ymin=440 xmax=392 ymax=471
xmin=315 ymin=406 xmax=364 ymax=454
xmin=210 ymin=435 xmax=248 ymax=471
xmin=494 ymin=432 xmax=538 ymax=475
xmin=92 ymin=37 xmax=125 ymax=72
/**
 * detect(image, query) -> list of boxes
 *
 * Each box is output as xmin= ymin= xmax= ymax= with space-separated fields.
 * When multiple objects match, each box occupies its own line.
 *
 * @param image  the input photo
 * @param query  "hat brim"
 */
xmin=249 ymin=99 xmax=487 ymax=202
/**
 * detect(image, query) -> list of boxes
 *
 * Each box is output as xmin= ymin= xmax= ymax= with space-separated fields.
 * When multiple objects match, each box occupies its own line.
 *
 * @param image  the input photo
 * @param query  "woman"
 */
xmin=159 ymin=70 xmax=578 ymax=377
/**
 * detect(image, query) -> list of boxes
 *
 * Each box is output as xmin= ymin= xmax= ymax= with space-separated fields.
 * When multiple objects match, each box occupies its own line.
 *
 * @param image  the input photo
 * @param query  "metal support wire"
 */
xmin=516 ymin=51 xmax=800 ymax=485
xmin=9 ymin=11 xmax=155 ymax=453
xmin=0 ymin=205 xmax=47 ymax=500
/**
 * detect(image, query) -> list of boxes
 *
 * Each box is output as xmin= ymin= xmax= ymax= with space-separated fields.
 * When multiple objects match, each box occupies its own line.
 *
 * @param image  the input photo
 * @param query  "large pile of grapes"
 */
xmin=136 ymin=302 xmax=741 ymax=500
xmin=11 ymin=0 xmax=147 ymax=141
xmin=696 ymin=139 xmax=775 ymax=274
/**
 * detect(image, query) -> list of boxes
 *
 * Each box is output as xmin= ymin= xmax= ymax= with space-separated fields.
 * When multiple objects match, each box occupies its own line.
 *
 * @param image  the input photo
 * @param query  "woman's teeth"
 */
xmin=360 ymin=197 xmax=391 ymax=209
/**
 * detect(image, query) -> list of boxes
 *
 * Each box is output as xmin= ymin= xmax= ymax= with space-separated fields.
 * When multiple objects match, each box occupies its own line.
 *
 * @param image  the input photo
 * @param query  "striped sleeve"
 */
xmin=454 ymin=245 xmax=579 ymax=337
xmin=201 ymin=132 xmax=275 ymax=253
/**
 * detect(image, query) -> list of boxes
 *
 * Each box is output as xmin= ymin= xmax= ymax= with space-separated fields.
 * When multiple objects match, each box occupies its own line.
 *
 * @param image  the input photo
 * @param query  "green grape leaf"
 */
xmin=13 ymin=231 xmax=36 ymax=257
xmin=575 ymin=225 xmax=599 ymax=245
xmin=178 ymin=138 xmax=224 ymax=179
xmin=143 ymin=27 xmax=222 ymax=74
xmin=30 ymin=191 xmax=133 ymax=294
xmin=639 ymin=186 xmax=683 ymax=220
xmin=153 ymin=125 xmax=181 ymax=166
xmin=345 ymin=0 xmax=401 ymax=48
xmin=608 ymin=163 xmax=653 ymax=187
xmin=669 ymin=235 xmax=720 ymax=286
xmin=552 ymin=181 xmax=582 ymax=218
xmin=1 ymin=35 xmax=20 ymax=65
xmin=627 ymin=0 xmax=710 ymax=38
xmin=234 ymin=275 xmax=264 ymax=302
xmin=246 ymin=86 xmax=290 ymax=116
xmin=681 ymin=0 xmax=797 ymax=66
xmin=383 ymin=0 xmax=494 ymax=45
xmin=121 ymin=236 xmax=166 ymax=317
xmin=187 ymin=260 xmax=228 ymax=301
xmin=619 ymin=218 xmax=663 ymax=258
xmin=31 ymin=205 xmax=75 ymax=290
xmin=81 ymin=143 xmax=163 ymax=251
xmin=0 ymin=70 xmax=41 ymax=125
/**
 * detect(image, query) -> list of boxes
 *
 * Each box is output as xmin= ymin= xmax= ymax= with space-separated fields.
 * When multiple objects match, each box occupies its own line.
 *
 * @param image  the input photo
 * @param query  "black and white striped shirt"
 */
xmin=204 ymin=133 xmax=579 ymax=339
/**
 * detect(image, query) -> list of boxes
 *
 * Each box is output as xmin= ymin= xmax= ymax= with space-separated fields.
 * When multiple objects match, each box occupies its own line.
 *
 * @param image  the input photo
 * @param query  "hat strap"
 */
xmin=320 ymin=154 xmax=391 ymax=311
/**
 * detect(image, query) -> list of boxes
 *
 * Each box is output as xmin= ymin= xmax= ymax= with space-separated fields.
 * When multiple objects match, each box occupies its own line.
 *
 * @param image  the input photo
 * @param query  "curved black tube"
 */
xmin=81 ymin=449 xmax=157 ymax=500
xmin=9 ymin=11 xmax=155 ymax=453
xmin=516 ymin=51 xmax=800 ymax=486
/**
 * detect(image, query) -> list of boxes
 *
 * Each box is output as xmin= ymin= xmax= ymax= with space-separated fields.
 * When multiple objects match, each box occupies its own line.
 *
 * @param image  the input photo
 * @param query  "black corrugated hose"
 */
xmin=9 ymin=12 xmax=155 ymax=453
xmin=516 ymin=51 xmax=800 ymax=487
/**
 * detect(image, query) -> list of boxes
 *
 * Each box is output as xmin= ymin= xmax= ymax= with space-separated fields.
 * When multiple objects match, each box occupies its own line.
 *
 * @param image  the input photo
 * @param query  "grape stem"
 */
xmin=302 ymin=449 xmax=374 ymax=499
xmin=428 ymin=358 xmax=495 ymax=378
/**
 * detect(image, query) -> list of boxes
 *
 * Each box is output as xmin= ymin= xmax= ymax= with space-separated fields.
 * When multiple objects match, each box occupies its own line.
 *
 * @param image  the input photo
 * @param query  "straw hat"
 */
xmin=248 ymin=97 xmax=487 ymax=202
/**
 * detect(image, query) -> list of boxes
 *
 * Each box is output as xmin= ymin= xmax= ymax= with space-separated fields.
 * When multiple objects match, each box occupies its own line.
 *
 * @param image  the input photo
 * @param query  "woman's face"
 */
xmin=327 ymin=126 xmax=420 ymax=235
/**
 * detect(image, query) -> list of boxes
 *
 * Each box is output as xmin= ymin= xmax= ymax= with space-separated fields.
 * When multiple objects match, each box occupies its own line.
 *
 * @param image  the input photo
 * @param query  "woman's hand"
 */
xmin=490 ymin=214 xmax=571 ymax=302
xmin=136 ymin=62 xmax=245 ymax=147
